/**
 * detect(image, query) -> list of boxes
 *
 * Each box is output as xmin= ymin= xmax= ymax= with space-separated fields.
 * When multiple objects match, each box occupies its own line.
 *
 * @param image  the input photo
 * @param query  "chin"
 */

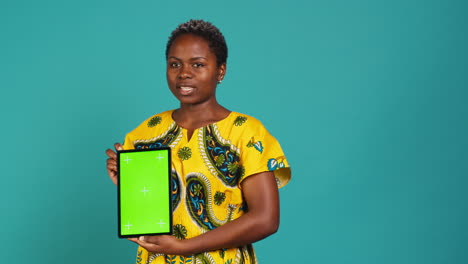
xmin=179 ymin=97 xmax=214 ymax=106
xmin=177 ymin=97 xmax=202 ymax=105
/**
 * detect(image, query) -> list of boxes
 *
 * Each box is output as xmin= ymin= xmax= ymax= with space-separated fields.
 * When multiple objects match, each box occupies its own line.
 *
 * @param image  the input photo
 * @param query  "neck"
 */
xmin=178 ymin=99 xmax=224 ymax=118
xmin=172 ymin=99 xmax=230 ymax=129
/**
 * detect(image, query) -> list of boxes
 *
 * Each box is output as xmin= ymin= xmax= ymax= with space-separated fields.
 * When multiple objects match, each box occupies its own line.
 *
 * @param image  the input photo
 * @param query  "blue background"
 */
xmin=1 ymin=0 xmax=467 ymax=263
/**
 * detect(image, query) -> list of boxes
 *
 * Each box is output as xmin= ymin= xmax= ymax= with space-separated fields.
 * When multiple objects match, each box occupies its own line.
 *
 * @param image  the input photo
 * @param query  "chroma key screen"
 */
xmin=118 ymin=148 xmax=171 ymax=237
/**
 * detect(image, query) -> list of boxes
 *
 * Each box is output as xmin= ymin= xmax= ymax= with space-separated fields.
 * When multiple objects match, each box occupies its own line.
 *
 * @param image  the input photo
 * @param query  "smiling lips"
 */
xmin=178 ymin=86 xmax=195 ymax=96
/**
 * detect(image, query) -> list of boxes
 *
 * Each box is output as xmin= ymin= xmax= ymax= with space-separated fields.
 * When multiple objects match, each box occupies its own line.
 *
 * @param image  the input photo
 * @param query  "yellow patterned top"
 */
xmin=122 ymin=110 xmax=291 ymax=264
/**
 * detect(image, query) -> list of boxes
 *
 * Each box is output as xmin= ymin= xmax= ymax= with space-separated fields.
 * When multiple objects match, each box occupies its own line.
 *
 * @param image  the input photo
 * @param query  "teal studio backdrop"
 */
xmin=0 ymin=0 xmax=467 ymax=263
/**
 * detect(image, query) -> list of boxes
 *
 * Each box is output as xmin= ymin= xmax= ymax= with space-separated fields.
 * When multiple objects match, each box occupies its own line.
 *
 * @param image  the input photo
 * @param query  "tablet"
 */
xmin=117 ymin=148 xmax=172 ymax=238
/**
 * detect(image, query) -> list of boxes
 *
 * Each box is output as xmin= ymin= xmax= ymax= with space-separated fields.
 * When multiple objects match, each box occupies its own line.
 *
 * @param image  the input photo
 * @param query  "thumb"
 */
xmin=115 ymin=143 xmax=123 ymax=151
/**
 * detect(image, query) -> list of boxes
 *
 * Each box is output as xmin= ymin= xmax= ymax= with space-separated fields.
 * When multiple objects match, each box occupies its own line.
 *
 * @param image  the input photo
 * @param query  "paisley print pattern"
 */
xmin=165 ymin=255 xmax=193 ymax=264
xmin=199 ymin=125 xmax=243 ymax=187
xmin=122 ymin=110 xmax=290 ymax=264
xmin=136 ymin=250 xmax=143 ymax=264
xmin=238 ymin=202 xmax=248 ymax=213
xmin=148 ymin=253 xmax=164 ymax=264
xmin=237 ymin=245 xmax=256 ymax=264
xmin=134 ymin=123 xmax=182 ymax=149
xmin=195 ymin=253 xmax=216 ymax=264
xmin=186 ymin=173 xmax=217 ymax=230
xmin=171 ymin=170 xmax=181 ymax=211
xmin=186 ymin=173 xmax=237 ymax=230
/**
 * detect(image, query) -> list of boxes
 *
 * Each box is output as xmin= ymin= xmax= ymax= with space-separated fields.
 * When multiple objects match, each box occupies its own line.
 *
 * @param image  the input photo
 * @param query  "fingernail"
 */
xmin=139 ymin=236 xmax=145 ymax=241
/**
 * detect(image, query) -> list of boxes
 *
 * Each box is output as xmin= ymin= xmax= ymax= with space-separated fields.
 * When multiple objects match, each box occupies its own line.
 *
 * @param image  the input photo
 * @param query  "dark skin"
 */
xmin=105 ymin=33 xmax=279 ymax=255
xmin=166 ymin=34 xmax=229 ymax=140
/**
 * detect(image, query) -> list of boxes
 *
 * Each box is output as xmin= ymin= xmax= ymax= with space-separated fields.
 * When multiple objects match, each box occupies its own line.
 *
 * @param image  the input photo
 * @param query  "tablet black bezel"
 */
xmin=117 ymin=147 xmax=172 ymax=238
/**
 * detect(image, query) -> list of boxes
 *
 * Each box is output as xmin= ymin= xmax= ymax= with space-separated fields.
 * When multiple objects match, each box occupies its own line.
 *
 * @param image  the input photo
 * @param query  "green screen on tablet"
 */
xmin=118 ymin=148 xmax=172 ymax=238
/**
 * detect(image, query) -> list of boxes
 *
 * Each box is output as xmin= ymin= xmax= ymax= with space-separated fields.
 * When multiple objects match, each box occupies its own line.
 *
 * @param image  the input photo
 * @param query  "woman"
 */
xmin=106 ymin=19 xmax=291 ymax=264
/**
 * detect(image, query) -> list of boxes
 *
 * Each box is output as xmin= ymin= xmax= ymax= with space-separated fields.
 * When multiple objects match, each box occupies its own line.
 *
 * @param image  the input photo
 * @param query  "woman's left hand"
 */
xmin=128 ymin=235 xmax=189 ymax=255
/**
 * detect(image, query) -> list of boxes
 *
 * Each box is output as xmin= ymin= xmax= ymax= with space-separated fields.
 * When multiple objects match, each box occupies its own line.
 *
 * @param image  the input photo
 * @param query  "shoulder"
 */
xmin=127 ymin=110 xmax=174 ymax=136
xmin=228 ymin=111 xmax=270 ymax=136
xmin=229 ymin=111 xmax=265 ymax=129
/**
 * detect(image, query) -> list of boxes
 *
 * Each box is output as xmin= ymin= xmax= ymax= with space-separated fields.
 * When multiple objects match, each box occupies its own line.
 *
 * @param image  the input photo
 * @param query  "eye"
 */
xmin=168 ymin=62 xmax=180 ymax=68
xmin=192 ymin=63 xmax=204 ymax=68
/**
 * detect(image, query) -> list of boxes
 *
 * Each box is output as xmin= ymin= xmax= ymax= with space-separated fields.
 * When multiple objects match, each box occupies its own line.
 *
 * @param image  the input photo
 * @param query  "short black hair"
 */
xmin=166 ymin=19 xmax=228 ymax=66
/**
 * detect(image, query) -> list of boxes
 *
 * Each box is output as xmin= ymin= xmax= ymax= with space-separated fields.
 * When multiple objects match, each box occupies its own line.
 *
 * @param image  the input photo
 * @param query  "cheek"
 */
xmin=166 ymin=72 xmax=176 ymax=85
xmin=199 ymin=70 xmax=218 ymax=83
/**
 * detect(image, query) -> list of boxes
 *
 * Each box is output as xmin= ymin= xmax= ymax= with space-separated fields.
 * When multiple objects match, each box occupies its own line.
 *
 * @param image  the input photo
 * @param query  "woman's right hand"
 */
xmin=105 ymin=143 xmax=123 ymax=185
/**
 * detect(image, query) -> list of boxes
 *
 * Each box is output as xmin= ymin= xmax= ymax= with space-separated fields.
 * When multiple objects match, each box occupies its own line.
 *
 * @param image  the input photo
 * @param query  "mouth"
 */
xmin=178 ymin=86 xmax=195 ymax=96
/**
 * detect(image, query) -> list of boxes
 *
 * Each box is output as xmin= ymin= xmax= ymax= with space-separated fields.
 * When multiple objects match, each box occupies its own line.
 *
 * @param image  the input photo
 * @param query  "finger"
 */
xmin=107 ymin=170 xmax=118 ymax=185
xmin=115 ymin=143 xmax=123 ymax=151
xmin=128 ymin=238 xmax=145 ymax=247
xmin=107 ymin=168 xmax=116 ymax=178
xmin=128 ymin=237 xmax=139 ymax=243
xmin=107 ymin=158 xmax=117 ymax=170
xmin=105 ymin=148 xmax=117 ymax=159
xmin=128 ymin=238 xmax=159 ymax=252
xmin=107 ymin=167 xmax=117 ymax=176
xmin=107 ymin=166 xmax=117 ymax=173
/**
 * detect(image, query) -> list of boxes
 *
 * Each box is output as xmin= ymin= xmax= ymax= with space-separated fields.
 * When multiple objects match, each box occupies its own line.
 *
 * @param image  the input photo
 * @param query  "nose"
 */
xmin=178 ymin=64 xmax=193 ymax=79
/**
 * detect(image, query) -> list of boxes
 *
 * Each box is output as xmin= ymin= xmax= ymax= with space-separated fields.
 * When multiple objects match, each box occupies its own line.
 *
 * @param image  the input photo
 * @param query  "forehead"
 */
xmin=168 ymin=34 xmax=215 ymax=59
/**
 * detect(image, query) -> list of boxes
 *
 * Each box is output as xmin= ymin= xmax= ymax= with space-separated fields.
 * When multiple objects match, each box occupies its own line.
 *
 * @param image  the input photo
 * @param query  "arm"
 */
xmin=129 ymin=171 xmax=280 ymax=255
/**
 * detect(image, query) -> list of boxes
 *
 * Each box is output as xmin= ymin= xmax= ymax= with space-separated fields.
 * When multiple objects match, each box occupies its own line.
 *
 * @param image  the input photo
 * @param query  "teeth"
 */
xmin=180 ymin=86 xmax=194 ymax=91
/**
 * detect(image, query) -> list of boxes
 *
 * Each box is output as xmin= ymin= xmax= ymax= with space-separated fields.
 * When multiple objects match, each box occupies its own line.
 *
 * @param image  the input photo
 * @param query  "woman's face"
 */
xmin=166 ymin=34 xmax=225 ymax=106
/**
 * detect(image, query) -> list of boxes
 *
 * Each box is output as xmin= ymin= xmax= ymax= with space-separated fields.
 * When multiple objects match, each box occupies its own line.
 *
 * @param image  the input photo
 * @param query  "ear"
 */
xmin=217 ymin=63 xmax=227 ymax=82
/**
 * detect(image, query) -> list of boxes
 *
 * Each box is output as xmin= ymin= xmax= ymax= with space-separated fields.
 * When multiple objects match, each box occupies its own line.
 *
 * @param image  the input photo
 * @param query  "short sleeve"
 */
xmin=239 ymin=122 xmax=291 ymax=188
xmin=122 ymin=133 xmax=134 ymax=150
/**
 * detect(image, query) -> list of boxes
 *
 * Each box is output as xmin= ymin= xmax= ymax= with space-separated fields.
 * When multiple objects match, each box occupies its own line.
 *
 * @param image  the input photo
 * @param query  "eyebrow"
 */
xmin=168 ymin=56 xmax=207 ymax=61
